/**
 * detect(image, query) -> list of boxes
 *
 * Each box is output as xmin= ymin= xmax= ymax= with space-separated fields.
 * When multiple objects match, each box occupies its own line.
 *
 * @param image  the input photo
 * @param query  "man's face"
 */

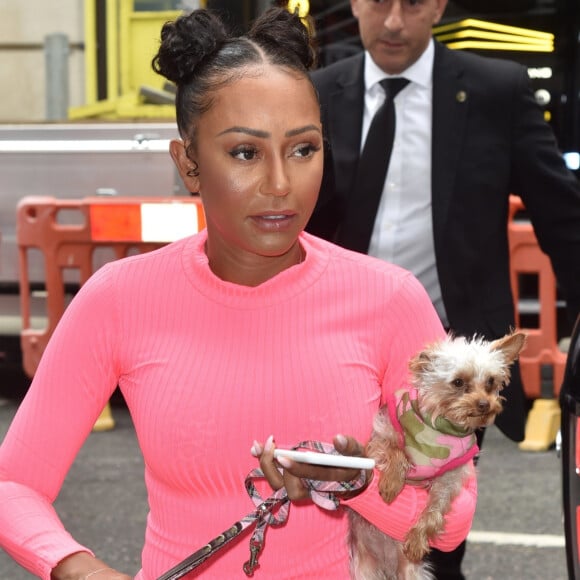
xmin=350 ymin=0 xmax=448 ymax=74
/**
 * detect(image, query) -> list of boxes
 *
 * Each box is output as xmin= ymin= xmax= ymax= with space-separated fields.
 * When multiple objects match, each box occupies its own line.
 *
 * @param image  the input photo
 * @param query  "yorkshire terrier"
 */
xmin=348 ymin=331 xmax=527 ymax=580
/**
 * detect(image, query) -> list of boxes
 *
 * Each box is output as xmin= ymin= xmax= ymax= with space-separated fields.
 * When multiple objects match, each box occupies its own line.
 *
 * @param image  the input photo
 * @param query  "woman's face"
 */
xmin=174 ymin=65 xmax=323 ymax=280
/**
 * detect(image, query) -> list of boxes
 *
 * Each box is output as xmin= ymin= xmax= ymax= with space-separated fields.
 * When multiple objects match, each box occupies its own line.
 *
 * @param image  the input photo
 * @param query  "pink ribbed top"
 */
xmin=0 ymin=231 xmax=476 ymax=579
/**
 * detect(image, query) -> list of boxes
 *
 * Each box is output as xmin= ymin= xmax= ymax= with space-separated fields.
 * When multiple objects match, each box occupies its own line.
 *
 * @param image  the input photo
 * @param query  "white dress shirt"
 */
xmin=363 ymin=40 xmax=448 ymax=325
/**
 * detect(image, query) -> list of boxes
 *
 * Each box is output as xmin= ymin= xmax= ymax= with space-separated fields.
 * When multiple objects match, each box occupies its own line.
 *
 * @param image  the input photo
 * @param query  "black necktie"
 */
xmin=338 ymin=77 xmax=410 ymax=252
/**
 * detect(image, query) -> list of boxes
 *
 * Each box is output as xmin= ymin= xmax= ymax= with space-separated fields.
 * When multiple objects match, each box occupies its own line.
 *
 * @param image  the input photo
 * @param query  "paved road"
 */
xmin=0 ymin=395 xmax=569 ymax=579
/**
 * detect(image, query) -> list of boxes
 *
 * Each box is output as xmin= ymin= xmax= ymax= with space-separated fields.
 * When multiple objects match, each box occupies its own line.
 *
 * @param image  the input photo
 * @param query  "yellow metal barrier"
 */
xmin=72 ymin=0 xmax=195 ymax=120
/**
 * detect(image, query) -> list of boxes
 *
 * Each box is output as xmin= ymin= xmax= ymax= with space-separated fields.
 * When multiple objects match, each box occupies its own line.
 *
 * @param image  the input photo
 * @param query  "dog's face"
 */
xmin=408 ymin=332 xmax=527 ymax=431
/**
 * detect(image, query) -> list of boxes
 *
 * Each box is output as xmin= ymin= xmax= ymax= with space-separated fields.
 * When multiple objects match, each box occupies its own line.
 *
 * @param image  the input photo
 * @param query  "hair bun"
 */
xmin=152 ymin=10 xmax=229 ymax=85
xmin=248 ymin=8 xmax=316 ymax=70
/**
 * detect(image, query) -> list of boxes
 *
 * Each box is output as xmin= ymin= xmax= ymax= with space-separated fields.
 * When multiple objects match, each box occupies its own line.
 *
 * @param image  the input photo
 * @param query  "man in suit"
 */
xmin=307 ymin=0 xmax=580 ymax=577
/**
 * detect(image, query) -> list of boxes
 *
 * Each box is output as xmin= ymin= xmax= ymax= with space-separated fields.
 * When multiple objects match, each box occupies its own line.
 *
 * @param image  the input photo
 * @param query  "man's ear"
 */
xmin=169 ymin=139 xmax=200 ymax=193
xmin=434 ymin=0 xmax=449 ymax=24
xmin=350 ymin=0 xmax=360 ymax=19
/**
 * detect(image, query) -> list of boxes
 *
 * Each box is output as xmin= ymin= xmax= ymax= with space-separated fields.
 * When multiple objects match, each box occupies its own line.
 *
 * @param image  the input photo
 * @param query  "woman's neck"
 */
xmin=205 ymin=241 xmax=304 ymax=287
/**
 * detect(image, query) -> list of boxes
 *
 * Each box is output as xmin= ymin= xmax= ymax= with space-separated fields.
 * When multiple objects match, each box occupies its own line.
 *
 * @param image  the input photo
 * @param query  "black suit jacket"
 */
xmin=308 ymin=41 xmax=580 ymax=441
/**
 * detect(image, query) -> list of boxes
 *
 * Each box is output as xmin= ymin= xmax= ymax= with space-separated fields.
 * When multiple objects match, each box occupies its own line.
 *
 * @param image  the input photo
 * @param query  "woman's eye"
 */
xmin=230 ymin=146 xmax=258 ymax=161
xmin=293 ymin=143 xmax=320 ymax=158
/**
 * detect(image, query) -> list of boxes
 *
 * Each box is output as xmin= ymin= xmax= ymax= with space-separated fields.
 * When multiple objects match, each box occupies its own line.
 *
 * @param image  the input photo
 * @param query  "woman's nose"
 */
xmin=262 ymin=157 xmax=290 ymax=196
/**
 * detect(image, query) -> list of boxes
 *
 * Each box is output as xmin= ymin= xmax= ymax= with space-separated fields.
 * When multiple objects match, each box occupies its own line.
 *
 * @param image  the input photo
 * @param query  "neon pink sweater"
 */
xmin=0 ymin=231 xmax=476 ymax=579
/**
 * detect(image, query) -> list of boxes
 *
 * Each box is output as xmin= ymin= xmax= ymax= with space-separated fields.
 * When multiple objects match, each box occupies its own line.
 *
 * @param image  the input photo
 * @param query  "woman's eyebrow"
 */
xmin=218 ymin=124 xmax=321 ymax=139
xmin=218 ymin=126 xmax=269 ymax=138
xmin=286 ymin=124 xmax=322 ymax=138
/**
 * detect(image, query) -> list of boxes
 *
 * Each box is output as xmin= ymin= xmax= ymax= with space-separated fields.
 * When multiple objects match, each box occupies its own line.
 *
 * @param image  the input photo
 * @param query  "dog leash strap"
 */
xmin=155 ymin=520 xmax=246 ymax=580
xmin=242 ymin=440 xmax=368 ymax=575
xmin=156 ymin=440 xmax=368 ymax=579
xmin=292 ymin=440 xmax=369 ymax=509
xmin=156 ymin=493 xmax=287 ymax=580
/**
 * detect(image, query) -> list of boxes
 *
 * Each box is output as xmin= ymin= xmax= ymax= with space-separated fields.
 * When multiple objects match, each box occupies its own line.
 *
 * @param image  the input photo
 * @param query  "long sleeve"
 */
xmin=0 ymin=482 xmax=92 ymax=578
xmin=340 ymin=270 xmax=476 ymax=551
xmin=345 ymin=466 xmax=477 ymax=552
xmin=0 ymin=258 xmax=121 ymax=578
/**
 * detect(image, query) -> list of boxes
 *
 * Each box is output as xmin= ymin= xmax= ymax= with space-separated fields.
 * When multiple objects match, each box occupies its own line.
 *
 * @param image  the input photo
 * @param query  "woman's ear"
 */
xmin=169 ymin=139 xmax=200 ymax=193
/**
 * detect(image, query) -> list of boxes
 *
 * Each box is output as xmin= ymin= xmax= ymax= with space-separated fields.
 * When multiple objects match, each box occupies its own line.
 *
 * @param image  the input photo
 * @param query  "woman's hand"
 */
xmin=50 ymin=552 xmax=132 ymax=580
xmin=251 ymin=434 xmax=373 ymax=501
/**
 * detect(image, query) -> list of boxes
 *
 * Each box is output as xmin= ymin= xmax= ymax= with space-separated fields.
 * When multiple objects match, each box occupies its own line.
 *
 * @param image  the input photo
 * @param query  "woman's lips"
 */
xmin=250 ymin=213 xmax=297 ymax=231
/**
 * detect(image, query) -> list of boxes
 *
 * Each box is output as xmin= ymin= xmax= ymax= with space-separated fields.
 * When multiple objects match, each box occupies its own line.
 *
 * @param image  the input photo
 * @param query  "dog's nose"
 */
xmin=477 ymin=400 xmax=490 ymax=413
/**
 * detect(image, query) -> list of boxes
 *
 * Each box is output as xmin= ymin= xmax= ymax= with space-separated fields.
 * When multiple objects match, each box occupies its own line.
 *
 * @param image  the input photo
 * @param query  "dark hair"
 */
xmin=152 ymin=7 xmax=317 ymax=150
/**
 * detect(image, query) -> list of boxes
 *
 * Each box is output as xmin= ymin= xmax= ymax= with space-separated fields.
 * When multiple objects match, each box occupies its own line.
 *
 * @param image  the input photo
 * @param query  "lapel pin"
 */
xmin=456 ymin=90 xmax=467 ymax=103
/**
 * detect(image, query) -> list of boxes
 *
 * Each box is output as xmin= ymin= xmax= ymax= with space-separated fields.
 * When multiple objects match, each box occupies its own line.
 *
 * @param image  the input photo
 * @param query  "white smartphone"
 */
xmin=273 ymin=448 xmax=375 ymax=470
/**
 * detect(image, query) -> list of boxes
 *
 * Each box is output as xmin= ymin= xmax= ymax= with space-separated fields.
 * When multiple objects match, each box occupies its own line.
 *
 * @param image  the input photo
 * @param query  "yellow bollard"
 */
xmin=92 ymin=401 xmax=115 ymax=432
xmin=518 ymin=399 xmax=561 ymax=451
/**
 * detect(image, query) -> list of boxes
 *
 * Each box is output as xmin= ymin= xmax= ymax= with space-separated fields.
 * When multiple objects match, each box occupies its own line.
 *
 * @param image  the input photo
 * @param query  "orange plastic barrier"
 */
xmin=508 ymin=195 xmax=566 ymax=398
xmin=17 ymin=196 xmax=205 ymax=379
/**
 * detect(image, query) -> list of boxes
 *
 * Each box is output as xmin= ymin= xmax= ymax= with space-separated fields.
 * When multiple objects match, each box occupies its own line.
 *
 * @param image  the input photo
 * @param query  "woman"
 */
xmin=0 ymin=7 xmax=476 ymax=579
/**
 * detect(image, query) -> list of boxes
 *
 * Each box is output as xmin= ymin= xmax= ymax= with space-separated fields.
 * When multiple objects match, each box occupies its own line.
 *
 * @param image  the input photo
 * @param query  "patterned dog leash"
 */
xmin=156 ymin=440 xmax=368 ymax=579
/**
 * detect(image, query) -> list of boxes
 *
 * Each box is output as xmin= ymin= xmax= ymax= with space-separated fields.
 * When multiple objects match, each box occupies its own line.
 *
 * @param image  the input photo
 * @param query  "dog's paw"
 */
xmin=403 ymin=528 xmax=430 ymax=563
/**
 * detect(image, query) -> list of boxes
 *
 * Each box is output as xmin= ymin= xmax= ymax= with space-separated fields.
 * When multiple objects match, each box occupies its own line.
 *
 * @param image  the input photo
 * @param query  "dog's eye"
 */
xmin=487 ymin=377 xmax=495 ymax=388
xmin=452 ymin=378 xmax=464 ymax=388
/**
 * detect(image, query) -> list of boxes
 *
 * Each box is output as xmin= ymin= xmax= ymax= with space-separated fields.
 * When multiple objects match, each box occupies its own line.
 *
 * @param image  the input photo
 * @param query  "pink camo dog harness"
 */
xmin=387 ymin=389 xmax=479 ymax=481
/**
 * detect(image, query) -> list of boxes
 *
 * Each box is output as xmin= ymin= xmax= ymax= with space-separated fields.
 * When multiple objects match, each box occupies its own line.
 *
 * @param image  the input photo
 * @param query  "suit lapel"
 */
xmin=431 ymin=42 xmax=469 ymax=243
xmin=326 ymin=54 xmax=365 ymax=201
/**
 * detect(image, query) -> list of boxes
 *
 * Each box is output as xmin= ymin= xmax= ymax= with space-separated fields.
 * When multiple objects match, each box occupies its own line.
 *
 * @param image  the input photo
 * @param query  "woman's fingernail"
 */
xmin=277 ymin=456 xmax=292 ymax=468
xmin=265 ymin=435 xmax=275 ymax=452
xmin=250 ymin=441 xmax=261 ymax=457
xmin=335 ymin=434 xmax=347 ymax=449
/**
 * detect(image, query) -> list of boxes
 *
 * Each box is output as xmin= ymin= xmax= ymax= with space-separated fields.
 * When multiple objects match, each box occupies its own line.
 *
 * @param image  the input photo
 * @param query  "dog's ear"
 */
xmin=409 ymin=350 xmax=434 ymax=375
xmin=490 ymin=331 xmax=528 ymax=363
